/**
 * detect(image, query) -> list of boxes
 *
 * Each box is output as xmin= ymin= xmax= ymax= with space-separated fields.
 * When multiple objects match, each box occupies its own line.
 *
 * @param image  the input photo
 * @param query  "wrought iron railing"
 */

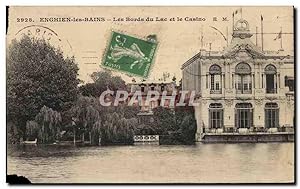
xmin=210 ymin=90 xmax=222 ymax=94
xmin=266 ymin=88 xmax=277 ymax=94
xmin=236 ymin=90 xmax=252 ymax=94
xmin=202 ymin=126 xmax=294 ymax=134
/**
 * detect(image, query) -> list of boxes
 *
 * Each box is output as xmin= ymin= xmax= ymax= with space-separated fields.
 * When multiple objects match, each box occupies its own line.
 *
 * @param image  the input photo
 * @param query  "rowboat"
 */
xmin=22 ymin=138 xmax=37 ymax=145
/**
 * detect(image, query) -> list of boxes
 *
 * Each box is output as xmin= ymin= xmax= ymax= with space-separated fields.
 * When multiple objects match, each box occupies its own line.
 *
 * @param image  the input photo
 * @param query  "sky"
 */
xmin=7 ymin=6 xmax=294 ymax=84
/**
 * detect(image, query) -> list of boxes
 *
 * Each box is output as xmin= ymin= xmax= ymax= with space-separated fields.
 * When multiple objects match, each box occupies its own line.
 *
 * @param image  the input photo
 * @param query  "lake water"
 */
xmin=7 ymin=143 xmax=294 ymax=183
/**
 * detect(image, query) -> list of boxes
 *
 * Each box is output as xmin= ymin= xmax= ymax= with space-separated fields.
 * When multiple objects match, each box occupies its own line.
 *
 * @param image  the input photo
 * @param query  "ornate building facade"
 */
xmin=127 ymin=79 xmax=177 ymax=112
xmin=181 ymin=19 xmax=294 ymax=141
xmin=126 ymin=79 xmax=177 ymax=126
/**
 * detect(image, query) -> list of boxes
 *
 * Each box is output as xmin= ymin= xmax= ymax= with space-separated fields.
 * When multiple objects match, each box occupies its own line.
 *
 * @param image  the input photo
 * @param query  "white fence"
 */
xmin=134 ymin=135 xmax=159 ymax=143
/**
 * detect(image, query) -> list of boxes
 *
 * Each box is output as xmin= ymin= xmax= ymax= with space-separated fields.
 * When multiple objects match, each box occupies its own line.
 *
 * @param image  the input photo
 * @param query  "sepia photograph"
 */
xmin=5 ymin=6 xmax=295 ymax=184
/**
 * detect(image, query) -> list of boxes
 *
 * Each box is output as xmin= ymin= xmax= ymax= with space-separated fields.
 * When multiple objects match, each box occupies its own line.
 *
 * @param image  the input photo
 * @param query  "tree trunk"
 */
xmin=73 ymin=128 xmax=76 ymax=146
xmin=89 ymin=132 xmax=92 ymax=144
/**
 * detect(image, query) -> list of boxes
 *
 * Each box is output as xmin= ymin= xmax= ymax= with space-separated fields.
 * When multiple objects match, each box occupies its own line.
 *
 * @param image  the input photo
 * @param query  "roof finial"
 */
xmin=241 ymin=7 xmax=243 ymax=19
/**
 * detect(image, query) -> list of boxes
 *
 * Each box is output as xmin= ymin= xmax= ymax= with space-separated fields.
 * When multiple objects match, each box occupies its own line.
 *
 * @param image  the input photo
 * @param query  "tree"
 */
xmin=25 ymin=106 xmax=62 ymax=143
xmin=7 ymin=121 xmax=20 ymax=144
xmin=7 ymin=35 xmax=80 ymax=140
xmin=116 ymin=105 xmax=140 ymax=119
xmin=99 ymin=112 xmax=137 ymax=145
xmin=25 ymin=120 xmax=40 ymax=140
xmin=79 ymin=70 xmax=126 ymax=97
xmin=152 ymin=106 xmax=197 ymax=144
xmin=91 ymin=120 xmax=102 ymax=145
xmin=152 ymin=107 xmax=176 ymax=134
xmin=69 ymin=96 xmax=100 ymax=142
xmin=178 ymin=114 xmax=197 ymax=144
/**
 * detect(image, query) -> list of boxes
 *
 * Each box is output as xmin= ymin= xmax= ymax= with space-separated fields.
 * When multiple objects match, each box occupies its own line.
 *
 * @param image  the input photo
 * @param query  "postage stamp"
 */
xmin=102 ymin=31 xmax=157 ymax=78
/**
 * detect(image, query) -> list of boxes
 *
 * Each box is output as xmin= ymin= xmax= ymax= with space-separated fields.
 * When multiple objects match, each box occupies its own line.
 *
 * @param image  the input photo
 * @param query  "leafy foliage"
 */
xmin=116 ymin=105 xmax=140 ymax=119
xmin=99 ymin=113 xmax=137 ymax=145
xmin=7 ymin=121 xmax=20 ymax=144
xmin=26 ymin=106 xmax=62 ymax=143
xmin=6 ymin=37 xmax=197 ymax=145
xmin=153 ymin=106 xmax=197 ymax=144
xmin=63 ymin=95 xmax=138 ymax=145
xmin=79 ymin=70 xmax=126 ymax=97
xmin=7 ymin=35 xmax=79 ymax=140
xmin=152 ymin=107 xmax=176 ymax=134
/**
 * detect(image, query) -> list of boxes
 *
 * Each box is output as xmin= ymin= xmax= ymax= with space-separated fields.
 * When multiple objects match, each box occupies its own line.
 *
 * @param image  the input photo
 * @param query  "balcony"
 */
xmin=210 ymin=90 xmax=222 ymax=94
xmin=203 ymin=126 xmax=294 ymax=134
xmin=266 ymin=88 xmax=277 ymax=94
xmin=236 ymin=89 xmax=252 ymax=94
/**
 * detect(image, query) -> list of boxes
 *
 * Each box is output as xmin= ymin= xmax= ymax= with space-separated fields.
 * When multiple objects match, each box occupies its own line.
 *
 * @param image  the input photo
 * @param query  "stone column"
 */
xmin=254 ymin=101 xmax=264 ymax=128
xmin=229 ymin=63 xmax=232 ymax=89
xmin=224 ymin=101 xmax=234 ymax=129
xmin=205 ymin=74 xmax=208 ymax=90
xmin=208 ymin=73 xmax=210 ymax=90
xmin=259 ymin=63 xmax=262 ymax=88
xmin=226 ymin=63 xmax=230 ymax=89
xmin=262 ymin=73 xmax=266 ymax=89
xmin=223 ymin=73 xmax=225 ymax=92
xmin=252 ymin=72 xmax=255 ymax=91
xmin=278 ymin=63 xmax=284 ymax=90
xmin=256 ymin=64 xmax=260 ymax=89
xmin=220 ymin=73 xmax=223 ymax=89
xmin=194 ymin=102 xmax=202 ymax=141
xmin=224 ymin=63 xmax=227 ymax=89
xmin=274 ymin=74 xmax=276 ymax=91
xmin=198 ymin=60 xmax=201 ymax=93
xmin=278 ymin=73 xmax=280 ymax=89
xmin=201 ymin=64 xmax=205 ymax=91
xmin=255 ymin=63 xmax=259 ymax=89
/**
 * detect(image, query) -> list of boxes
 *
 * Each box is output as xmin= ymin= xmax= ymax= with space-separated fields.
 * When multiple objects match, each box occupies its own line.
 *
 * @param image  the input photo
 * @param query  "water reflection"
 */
xmin=7 ymin=143 xmax=294 ymax=183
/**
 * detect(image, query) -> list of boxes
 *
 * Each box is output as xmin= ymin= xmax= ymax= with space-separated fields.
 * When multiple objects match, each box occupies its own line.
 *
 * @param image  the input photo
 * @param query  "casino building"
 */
xmin=181 ymin=18 xmax=294 ymax=141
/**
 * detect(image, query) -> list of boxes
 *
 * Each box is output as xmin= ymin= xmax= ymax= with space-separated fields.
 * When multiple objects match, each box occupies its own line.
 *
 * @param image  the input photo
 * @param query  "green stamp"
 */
xmin=102 ymin=31 xmax=157 ymax=78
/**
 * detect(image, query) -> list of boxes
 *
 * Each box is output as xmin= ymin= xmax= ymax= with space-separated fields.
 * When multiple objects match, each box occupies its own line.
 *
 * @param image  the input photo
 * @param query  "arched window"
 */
xmin=140 ymin=84 xmax=145 ymax=92
xmin=149 ymin=83 xmax=155 ymax=91
xmin=285 ymin=76 xmax=294 ymax=91
xmin=235 ymin=62 xmax=252 ymax=94
xmin=235 ymin=103 xmax=253 ymax=128
xmin=265 ymin=64 xmax=277 ymax=94
xmin=265 ymin=103 xmax=279 ymax=128
xmin=209 ymin=64 xmax=222 ymax=94
xmin=209 ymin=103 xmax=223 ymax=129
xmin=160 ymin=84 xmax=165 ymax=91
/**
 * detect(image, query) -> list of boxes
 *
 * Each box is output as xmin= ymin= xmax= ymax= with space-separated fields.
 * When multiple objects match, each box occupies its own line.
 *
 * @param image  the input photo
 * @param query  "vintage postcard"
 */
xmin=6 ymin=6 xmax=294 ymax=184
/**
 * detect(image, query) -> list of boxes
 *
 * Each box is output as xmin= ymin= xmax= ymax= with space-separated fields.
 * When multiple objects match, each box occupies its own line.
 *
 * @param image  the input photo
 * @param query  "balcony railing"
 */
xmin=210 ymin=90 xmax=222 ymax=94
xmin=203 ymin=126 xmax=294 ymax=134
xmin=266 ymin=88 xmax=277 ymax=94
xmin=236 ymin=89 xmax=252 ymax=94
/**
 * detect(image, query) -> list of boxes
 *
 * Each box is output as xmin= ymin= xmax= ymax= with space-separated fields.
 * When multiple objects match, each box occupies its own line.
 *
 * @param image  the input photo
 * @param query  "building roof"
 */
xmin=127 ymin=80 xmax=174 ymax=85
xmin=181 ymin=18 xmax=294 ymax=70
